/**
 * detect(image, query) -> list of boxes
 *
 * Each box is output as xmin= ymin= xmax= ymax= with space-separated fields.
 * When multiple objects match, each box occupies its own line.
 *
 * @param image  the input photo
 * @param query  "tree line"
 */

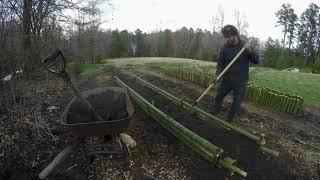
xmin=1 ymin=1 xmax=320 ymax=78
xmin=263 ymin=2 xmax=320 ymax=71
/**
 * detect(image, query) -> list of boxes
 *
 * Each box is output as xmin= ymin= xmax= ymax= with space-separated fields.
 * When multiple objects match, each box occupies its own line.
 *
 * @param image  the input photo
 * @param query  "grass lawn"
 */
xmin=249 ymin=68 xmax=320 ymax=108
xmin=80 ymin=63 xmax=106 ymax=78
xmin=124 ymin=60 xmax=216 ymax=73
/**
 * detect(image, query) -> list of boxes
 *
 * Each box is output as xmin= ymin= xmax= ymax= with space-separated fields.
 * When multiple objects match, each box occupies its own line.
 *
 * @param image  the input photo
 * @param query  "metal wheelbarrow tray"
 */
xmin=61 ymin=87 xmax=134 ymax=137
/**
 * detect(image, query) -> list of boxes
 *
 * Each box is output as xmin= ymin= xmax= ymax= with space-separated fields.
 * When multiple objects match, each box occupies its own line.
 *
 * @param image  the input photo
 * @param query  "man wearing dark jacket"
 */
xmin=213 ymin=25 xmax=259 ymax=121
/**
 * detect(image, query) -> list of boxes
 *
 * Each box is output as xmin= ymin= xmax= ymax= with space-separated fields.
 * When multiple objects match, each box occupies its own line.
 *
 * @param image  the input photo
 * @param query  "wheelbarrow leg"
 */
xmin=39 ymin=139 xmax=82 ymax=179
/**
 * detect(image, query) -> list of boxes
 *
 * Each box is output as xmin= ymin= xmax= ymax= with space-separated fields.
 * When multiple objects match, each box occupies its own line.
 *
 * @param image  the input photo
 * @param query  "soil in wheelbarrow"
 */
xmin=67 ymin=91 xmax=128 ymax=124
xmin=117 ymin=74 xmax=313 ymax=180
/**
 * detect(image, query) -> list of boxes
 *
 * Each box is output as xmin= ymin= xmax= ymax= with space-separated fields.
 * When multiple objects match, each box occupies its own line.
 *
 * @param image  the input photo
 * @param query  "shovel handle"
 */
xmin=196 ymin=83 xmax=215 ymax=103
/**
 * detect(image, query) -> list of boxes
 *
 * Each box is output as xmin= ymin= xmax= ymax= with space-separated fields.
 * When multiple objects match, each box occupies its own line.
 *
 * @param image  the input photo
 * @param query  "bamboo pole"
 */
xmin=289 ymin=98 xmax=296 ymax=113
xmin=284 ymin=97 xmax=291 ymax=112
xmin=280 ymin=95 xmax=286 ymax=112
xmin=281 ymin=96 xmax=287 ymax=112
xmin=252 ymin=87 xmax=257 ymax=103
xmin=270 ymin=93 xmax=277 ymax=110
xmin=275 ymin=95 xmax=282 ymax=111
xmin=266 ymin=91 xmax=273 ymax=108
xmin=259 ymin=89 xmax=265 ymax=106
xmin=292 ymin=98 xmax=299 ymax=114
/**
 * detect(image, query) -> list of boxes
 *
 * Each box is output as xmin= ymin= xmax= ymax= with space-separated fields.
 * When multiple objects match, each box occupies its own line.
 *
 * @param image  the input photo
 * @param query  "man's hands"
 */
xmin=244 ymin=41 xmax=253 ymax=53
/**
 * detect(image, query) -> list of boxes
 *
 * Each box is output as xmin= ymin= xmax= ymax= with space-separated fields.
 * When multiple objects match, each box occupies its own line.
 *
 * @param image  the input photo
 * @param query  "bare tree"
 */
xmin=217 ymin=6 xmax=224 ymax=32
xmin=210 ymin=15 xmax=219 ymax=33
xmin=233 ymin=10 xmax=249 ymax=36
xmin=209 ymin=6 xmax=225 ymax=57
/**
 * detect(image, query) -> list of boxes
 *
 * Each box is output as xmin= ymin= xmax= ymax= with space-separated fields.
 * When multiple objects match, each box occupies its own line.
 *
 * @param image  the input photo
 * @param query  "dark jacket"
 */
xmin=216 ymin=39 xmax=259 ymax=85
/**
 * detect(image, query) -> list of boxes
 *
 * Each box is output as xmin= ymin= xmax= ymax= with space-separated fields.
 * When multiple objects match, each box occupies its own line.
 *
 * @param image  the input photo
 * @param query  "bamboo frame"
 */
xmin=114 ymin=76 xmax=247 ymax=177
xmin=130 ymin=74 xmax=279 ymax=157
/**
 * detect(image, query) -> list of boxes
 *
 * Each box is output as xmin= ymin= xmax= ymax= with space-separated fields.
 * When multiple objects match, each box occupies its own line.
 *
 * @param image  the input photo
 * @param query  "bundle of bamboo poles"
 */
xmin=114 ymin=76 xmax=247 ymax=177
xmin=129 ymin=74 xmax=279 ymax=157
xmin=163 ymin=68 xmax=303 ymax=114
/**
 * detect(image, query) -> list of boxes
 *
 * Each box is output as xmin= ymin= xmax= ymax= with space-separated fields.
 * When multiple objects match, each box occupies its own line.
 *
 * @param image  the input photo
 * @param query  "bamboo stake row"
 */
xmin=245 ymin=85 xmax=303 ymax=113
xmin=165 ymin=68 xmax=212 ymax=88
xmin=164 ymin=68 xmax=303 ymax=114
xmin=130 ymin=74 xmax=279 ymax=157
xmin=114 ymin=76 xmax=247 ymax=177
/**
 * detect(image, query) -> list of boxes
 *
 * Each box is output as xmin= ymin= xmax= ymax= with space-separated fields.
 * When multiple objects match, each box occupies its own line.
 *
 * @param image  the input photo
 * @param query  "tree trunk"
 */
xmin=288 ymin=35 xmax=292 ymax=50
xmin=23 ymin=0 xmax=32 ymax=72
xmin=282 ymin=31 xmax=287 ymax=56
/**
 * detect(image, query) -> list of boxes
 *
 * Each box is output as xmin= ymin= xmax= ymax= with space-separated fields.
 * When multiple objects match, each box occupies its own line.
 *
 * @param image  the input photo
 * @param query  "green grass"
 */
xmin=125 ymin=62 xmax=194 ymax=69
xmin=249 ymin=68 xmax=320 ymax=108
xmin=66 ymin=60 xmax=109 ymax=79
xmin=126 ymin=61 xmax=216 ymax=73
xmin=80 ymin=63 xmax=105 ymax=78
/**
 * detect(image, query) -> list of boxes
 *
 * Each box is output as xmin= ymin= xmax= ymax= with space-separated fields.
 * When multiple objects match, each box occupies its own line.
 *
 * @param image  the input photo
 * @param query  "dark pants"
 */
xmin=213 ymin=80 xmax=246 ymax=119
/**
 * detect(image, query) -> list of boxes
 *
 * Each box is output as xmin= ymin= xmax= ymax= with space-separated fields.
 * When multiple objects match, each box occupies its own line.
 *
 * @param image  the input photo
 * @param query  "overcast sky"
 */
xmin=101 ymin=0 xmax=319 ymax=42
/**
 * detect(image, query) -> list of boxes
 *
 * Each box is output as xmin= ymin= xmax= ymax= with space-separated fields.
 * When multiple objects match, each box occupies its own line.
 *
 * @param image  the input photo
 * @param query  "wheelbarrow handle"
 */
xmin=43 ymin=48 xmax=66 ymax=74
xmin=39 ymin=139 xmax=82 ymax=179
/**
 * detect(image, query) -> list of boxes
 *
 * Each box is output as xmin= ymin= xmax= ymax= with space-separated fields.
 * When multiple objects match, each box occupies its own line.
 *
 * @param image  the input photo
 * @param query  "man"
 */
xmin=212 ymin=25 xmax=259 ymax=122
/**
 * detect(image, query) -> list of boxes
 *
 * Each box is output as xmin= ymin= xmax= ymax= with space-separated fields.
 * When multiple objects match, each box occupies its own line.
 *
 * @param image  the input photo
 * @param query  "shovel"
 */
xmin=192 ymin=39 xmax=252 ymax=106
xmin=42 ymin=48 xmax=104 ymax=122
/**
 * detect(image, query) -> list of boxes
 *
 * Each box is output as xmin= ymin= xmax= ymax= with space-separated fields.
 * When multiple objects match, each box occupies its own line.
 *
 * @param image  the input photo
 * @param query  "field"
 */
xmin=1 ymin=57 xmax=319 ymax=179
xmin=249 ymin=67 xmax=320 ymax=108
xmin=109 ymin=57 xmax=320 ymax=109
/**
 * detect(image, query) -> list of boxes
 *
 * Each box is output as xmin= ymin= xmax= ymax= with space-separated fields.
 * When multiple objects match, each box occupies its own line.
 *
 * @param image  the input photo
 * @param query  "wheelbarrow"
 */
xmin=39 ymin=49 xmax=134 ymax=179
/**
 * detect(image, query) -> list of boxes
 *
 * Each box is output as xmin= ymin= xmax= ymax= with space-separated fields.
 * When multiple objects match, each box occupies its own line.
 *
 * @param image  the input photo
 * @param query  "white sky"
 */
xmin=101 ymin=0 xmax=319 ymax=42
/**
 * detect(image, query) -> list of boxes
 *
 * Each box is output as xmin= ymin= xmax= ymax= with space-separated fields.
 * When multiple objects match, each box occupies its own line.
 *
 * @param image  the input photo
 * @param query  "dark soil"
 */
xmin=117 ymin=73 xmax=314 ymax=180
xmin=0 ymin=77 xmax=92 ymax=180
xmin=67 ymin=91 xmax=128 ymax=124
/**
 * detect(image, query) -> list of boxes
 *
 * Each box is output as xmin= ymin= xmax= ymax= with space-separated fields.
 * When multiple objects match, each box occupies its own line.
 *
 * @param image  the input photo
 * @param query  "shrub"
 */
xmin=312 ymin=59 xmax=320 ymax=74
xmin=303 ymin=67 xmax=313 ymax=73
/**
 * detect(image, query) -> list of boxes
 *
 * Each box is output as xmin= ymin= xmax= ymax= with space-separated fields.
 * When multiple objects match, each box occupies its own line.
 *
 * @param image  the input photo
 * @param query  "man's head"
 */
xmin=221 ymin=25 xmax=239 ymax=45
